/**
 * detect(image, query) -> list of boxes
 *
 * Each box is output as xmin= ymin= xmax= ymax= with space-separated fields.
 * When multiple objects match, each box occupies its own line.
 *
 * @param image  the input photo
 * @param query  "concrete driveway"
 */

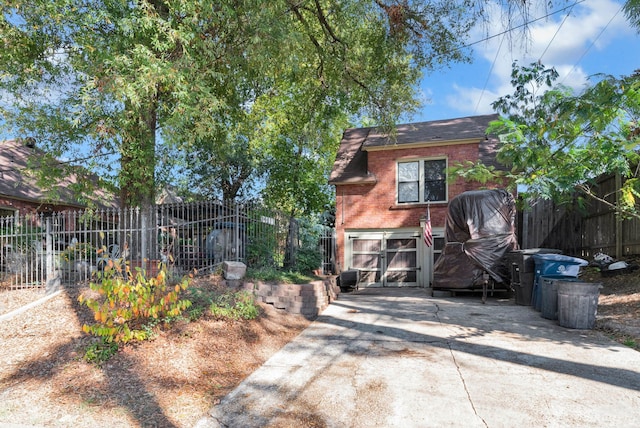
xmin=196 ymin=288 xmax=640 ymax=427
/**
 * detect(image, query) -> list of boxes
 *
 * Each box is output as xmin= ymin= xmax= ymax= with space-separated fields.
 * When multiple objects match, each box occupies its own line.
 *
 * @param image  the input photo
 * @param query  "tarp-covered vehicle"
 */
xmin=433 ymin=189 xmax=519 ymax=299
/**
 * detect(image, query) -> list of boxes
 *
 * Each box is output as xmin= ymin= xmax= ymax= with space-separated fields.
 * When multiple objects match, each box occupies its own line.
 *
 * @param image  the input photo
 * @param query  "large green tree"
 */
xmin=453 ymin=61 xmax=640 ymax=218
xmin=1 ymin=0 xmax=571 ymax=208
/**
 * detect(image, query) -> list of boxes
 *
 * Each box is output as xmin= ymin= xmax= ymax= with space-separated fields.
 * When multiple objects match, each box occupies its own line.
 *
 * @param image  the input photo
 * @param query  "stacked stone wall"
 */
xmin=240 ymin=277 xmax=340 ymax=319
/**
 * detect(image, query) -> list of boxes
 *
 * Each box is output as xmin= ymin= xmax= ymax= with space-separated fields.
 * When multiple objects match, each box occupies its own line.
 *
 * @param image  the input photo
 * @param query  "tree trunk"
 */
xmin=118 ymin=102 xmax=158 ymax=262
xmin=120 ymin=102 xmax=157 ymax=208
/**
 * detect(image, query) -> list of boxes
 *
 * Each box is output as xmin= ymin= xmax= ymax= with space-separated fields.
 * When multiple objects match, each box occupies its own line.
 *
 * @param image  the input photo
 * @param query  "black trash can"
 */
xmin=507 ymin=249 xmax=561 ymax=306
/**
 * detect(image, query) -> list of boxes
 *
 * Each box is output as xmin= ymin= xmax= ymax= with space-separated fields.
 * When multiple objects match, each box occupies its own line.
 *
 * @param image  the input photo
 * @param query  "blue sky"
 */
xmin=406 ymin=0 xmax=639 ymax=123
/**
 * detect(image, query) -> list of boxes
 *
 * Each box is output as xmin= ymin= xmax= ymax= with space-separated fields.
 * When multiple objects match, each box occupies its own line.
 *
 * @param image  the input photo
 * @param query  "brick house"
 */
xmin=329 ymin=114 xmax=506 ymax=288
xmin=0 ymin=138 xmax=118 ymax=218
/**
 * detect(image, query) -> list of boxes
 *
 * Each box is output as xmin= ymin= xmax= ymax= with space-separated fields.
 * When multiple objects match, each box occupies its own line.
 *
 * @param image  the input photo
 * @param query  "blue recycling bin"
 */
xmin=531 ymin=254 xmax=588 ymax=311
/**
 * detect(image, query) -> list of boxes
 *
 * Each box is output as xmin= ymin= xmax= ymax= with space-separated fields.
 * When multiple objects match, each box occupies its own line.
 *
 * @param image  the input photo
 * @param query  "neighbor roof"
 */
xmin=329 ymin=114 xmax=502 ymax=185
xmin=0 ymin=139 xmax=119 ymax=210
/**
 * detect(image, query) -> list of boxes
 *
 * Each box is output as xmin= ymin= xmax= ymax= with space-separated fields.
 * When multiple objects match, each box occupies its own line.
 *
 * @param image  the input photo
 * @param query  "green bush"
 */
xmin=291 ymin=217 xmax=325 ymax=274
xmin=78 ymin=260 xmax=192 ymax=346
xmin=60 ymin=242 xmax=96 ymax=264
xmin=84 ymin=338 xmax=119 ymax=364
xmin=210 ymin=290 xmax=260 ymax=320
xmin=295 ymin=246 xmax=322 ymax=274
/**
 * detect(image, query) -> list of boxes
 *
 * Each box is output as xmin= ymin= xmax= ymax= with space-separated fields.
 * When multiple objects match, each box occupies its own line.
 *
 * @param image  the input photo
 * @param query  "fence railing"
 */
xmin=1 ymin=201 xmax=307 ymax=289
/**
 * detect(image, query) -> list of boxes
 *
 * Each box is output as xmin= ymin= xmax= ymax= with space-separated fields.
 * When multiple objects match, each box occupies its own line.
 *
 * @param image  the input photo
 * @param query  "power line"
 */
xmin=466 ymin=1 xmax=585 ymax=115
xmin=539 ymin=2 xmax=578 ymax=63
xmin=474 ymin=34 xmax=505 ymax=114
xmin=456 ymin=0 xmax=587 ymax=54
xmin=560 ymin=4 xmax=624 ymax=85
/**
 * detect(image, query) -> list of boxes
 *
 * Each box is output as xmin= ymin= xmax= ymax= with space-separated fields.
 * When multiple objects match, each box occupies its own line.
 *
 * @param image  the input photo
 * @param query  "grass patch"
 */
xmin=84 ymin=338 xmax=119 ymax=364
xmin=210 ymin=291 xmax=260 ymax=320
xmin=246 ymin=267 xmax=317 ymax=284
xmin=601 ymin=329 xmax=640 ymax=352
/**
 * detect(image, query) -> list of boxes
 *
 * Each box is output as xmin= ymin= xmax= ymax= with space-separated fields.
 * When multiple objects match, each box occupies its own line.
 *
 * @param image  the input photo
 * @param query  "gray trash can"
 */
xmin=539 ymin=275 xmax=581 ymax=320
xmin=557 ymin=280 xmax=602 ymax=329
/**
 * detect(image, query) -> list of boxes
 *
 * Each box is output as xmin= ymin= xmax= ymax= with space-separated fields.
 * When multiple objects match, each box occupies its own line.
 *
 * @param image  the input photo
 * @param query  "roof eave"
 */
xmin=362 ymin=137 xmax=485 ymax=152
xmin=329 ymin=175 xmax=377 ymax=186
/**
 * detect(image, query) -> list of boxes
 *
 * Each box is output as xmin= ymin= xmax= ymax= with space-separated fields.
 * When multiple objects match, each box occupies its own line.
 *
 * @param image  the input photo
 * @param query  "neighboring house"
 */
xmin=0 ymin=138 xmax=119 ymax=219
xmin=329 ymin=113 xmax=506 ymax=288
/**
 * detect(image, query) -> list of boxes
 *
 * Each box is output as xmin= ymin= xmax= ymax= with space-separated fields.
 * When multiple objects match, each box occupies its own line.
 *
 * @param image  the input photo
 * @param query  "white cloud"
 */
xmin=444 ymin=0 xmax=634 ymax=114
xmin=445 ymin=83 xmax=499 ymax=115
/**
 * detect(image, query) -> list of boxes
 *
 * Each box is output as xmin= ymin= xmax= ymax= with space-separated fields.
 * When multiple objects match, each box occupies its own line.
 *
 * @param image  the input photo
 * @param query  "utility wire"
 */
xmin=442 ymin=0 xmax=585 ymax=114
xmin=452 ymin=0 xmax=587 ymax=55
xmin=560 ymin=4 xmax=624 ymax=85
xmin=539 ymin=2 xmax=577 ymax=62
xmin=474 ymin=34 xmax=505 ymax=114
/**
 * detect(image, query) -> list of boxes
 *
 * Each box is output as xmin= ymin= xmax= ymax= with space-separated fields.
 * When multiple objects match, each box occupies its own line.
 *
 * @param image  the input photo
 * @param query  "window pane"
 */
xmin=433 ymin=252 xmax=441 ymax=265
xmin=386 ymin=252 xmax=416 ymax=269
xmin=359 ymin=270 xmax=381 ymax=283
xmin=424 ymin=159 xmax=446 ymax=202
xmin=386 ymin=238 xmax=417 ymax=250
xmin=398 ymin=162 xmax=419 ymax=181
xmin=424 ymin=159 xmax=446 ymax=180
xmin=353 ymin=254 xmax=380 ymax=269
xmin=425 ymin=181 xmax=445 ymax=202
xmin=386 ymin=270 xmax=417 ymax=282
xmin=398 ymin=182 xmax=419 ymax=203
xmin=353 ymin=239 xmax=381 ymax=252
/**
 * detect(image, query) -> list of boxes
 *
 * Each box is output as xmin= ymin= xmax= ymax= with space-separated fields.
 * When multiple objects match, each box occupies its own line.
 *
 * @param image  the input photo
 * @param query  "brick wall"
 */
xmin=0 ymin=197 xmax=82 ymax=220
xmin=333 ymin=141 xmax=502 ymax=271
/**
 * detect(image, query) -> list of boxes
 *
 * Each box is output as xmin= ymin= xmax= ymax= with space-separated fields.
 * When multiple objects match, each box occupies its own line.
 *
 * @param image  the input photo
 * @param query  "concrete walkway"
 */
xmin=196 ymin=288 xmax=640 ymax=427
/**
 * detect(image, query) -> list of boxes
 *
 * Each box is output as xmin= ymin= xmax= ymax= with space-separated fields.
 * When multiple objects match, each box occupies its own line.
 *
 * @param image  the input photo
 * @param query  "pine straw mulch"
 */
xmin=583 ymin=264 xmax=640 ymax=350
xmin=0 ymin=275 xmax=312 ymax=428
xmin=1 ymin=267 xmax=639 ymax=427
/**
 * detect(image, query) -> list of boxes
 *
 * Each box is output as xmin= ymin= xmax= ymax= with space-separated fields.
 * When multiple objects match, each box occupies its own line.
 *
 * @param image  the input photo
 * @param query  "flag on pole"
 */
xmin=423 ymin=204 xmax=433 ymax=247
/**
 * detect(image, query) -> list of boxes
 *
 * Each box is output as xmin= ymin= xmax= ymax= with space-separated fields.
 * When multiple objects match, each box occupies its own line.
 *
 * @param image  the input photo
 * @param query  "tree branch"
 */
xmin=312 ymin=0 xmax=343 ymax=44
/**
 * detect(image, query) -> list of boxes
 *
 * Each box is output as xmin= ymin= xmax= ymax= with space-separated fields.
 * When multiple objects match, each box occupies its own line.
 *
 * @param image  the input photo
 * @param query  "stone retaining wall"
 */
xmin=240 ymin=277 xmax=340 ymax=319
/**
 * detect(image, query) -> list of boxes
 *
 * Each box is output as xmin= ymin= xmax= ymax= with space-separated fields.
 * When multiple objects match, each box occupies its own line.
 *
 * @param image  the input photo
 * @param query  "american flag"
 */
xmin=423 ymin=204 xmax=433 ymax=247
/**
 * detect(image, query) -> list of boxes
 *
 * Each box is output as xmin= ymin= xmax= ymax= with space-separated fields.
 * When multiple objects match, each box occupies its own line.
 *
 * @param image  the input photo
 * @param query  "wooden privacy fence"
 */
xmin=0 ymin=201 xmax=302 ymax=289
xmin=521 ymin=174 xmax=640 ymax=258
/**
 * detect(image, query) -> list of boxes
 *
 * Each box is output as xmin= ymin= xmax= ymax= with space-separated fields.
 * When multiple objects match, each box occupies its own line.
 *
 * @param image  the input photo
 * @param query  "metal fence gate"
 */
xmin=1 ymin=201 xmax=294 ymax=289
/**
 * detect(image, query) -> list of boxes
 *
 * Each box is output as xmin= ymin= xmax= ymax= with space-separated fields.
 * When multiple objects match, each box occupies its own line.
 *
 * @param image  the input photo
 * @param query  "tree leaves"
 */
xmin=1 ymin=1 xmax=560 ymax=209
xmin=462 ymin=62 xmax=640 ymax=218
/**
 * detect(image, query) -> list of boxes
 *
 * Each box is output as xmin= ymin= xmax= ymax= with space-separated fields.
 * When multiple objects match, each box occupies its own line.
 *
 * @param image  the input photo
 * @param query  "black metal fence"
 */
xmin=1 ymin=201 xmax=338 ymax=289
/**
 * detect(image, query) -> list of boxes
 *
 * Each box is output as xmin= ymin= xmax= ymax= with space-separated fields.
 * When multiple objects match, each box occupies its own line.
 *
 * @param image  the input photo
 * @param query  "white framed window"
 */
xmin=397 ymin=158 xmax=447 ymax=204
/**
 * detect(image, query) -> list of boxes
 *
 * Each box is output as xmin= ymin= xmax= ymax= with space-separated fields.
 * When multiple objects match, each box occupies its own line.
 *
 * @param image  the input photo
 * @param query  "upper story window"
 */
xmin=397 ymin=158 xmax=447 ymax=204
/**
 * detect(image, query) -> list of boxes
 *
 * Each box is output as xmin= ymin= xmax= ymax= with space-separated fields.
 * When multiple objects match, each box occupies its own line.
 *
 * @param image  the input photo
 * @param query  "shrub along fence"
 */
xmin=0 ymin=200 xmax=335 ymax=290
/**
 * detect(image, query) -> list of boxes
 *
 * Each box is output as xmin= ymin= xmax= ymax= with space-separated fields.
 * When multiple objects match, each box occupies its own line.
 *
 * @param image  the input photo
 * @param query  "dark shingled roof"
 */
xmin=0 ymin=139 xmax=119 ymax=209
xmin=329 ymin=114 xmax=503 ymax=185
